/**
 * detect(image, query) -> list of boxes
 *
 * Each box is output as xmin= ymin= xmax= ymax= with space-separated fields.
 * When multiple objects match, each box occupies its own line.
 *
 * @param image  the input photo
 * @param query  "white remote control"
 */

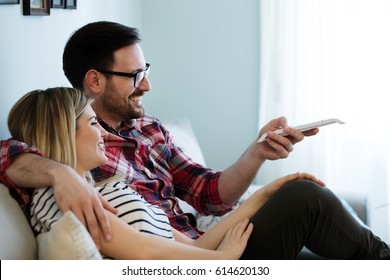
xmin=257 ymin=118 xmax=345 ymax=143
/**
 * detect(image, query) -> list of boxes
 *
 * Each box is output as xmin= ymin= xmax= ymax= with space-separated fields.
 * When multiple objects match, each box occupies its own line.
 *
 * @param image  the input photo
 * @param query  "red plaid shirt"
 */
xmin=0 ymin=139 xmax=42 ymax=206
xmin=0 ymin=115 xmax=233 ymax=238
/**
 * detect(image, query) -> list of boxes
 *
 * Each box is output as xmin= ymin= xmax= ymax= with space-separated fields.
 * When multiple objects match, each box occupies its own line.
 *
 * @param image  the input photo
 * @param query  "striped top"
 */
xmin=96 ymin=181 xmax=174 ymax=239
xmin=30 ymin=181 xmax=174 ymax=241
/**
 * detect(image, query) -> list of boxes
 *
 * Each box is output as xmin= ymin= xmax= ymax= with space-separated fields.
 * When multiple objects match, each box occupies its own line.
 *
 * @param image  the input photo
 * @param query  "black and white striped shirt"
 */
xmin=30 ymin=182 xmax=174 ymax=240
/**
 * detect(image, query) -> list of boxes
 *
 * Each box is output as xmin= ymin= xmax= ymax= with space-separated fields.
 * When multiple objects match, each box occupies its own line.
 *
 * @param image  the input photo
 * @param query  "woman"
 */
xmin=8 ymin=87 xmax=389 ymax=259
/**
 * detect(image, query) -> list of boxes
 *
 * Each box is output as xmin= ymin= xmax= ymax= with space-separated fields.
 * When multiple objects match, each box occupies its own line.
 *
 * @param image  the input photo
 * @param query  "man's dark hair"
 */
xmin=63 ymin=21 xmax=141 ymax=89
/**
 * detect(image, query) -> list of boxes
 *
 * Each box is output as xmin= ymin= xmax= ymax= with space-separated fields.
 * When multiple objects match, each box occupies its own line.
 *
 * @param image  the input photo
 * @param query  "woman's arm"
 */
xmin=99 ymin=211 xmax=252 ymax=260
xmin=193 ymin=172 xmax=325 ymax=250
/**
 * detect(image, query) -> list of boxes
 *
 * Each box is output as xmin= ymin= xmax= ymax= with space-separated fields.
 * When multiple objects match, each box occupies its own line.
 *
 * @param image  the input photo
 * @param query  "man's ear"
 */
xmin=84 ymin=69 xmax=105 ymax=97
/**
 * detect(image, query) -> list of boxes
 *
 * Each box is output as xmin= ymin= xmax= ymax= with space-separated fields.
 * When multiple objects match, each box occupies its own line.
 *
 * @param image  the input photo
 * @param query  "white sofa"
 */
xmin=0 ymin=182 xmax=37 ymax=259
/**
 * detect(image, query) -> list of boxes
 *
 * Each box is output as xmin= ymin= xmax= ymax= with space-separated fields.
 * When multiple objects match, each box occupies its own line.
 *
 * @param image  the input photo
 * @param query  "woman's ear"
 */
xmin=84 ymin=69 xmax=105 ymax=97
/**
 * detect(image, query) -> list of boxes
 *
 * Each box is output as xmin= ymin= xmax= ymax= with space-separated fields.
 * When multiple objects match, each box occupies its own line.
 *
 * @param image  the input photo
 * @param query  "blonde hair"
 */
xmin=8 ymin=87 xmax=93 ymax=173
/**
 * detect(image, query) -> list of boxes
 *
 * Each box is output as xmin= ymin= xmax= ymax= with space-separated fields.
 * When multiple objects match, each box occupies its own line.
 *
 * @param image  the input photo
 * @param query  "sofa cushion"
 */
xmin=165 ymin=118 xmax=206 ymax=166
xmin=37 ymin=211 xmax=102 ymax=260
xmin=0 ymin=183 xmax=37 ymax=259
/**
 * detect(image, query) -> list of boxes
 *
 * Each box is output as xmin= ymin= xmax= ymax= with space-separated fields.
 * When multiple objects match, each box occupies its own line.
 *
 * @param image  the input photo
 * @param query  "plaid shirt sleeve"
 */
xmin=165 ymin=127 xmax=235 ymax=216
xmin=0 ymin=139 xmax=43 ymax=206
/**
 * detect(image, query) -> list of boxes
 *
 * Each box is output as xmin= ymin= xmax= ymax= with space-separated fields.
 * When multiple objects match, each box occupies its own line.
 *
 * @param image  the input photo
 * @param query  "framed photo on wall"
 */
xmin=0 ymin=0 xmax=20 ymax=4
xmin=23 ymin=0 xmax=50 ymax=15
xmin=65 ymin=0 xmax=75 ymax=9
xmin=51 ymin=0 xmax=64 ymax=8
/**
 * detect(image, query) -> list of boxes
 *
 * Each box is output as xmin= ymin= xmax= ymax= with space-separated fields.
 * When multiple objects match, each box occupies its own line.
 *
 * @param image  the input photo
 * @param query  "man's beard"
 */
xmin=101 ymin=82 xmax=145 ymax=121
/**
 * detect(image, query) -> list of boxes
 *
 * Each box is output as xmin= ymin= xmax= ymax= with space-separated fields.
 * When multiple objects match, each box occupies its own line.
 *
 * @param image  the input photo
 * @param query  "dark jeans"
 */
xmin=240 ymin=179 xmax=390 ymax=259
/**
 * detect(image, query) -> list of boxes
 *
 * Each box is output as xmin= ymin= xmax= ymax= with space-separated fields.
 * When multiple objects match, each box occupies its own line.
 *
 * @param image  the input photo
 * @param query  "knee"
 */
xmin=281 ymin=178 xmax=323 ymax=192
xmin=275 ymin=179 xmax=333 ymax=204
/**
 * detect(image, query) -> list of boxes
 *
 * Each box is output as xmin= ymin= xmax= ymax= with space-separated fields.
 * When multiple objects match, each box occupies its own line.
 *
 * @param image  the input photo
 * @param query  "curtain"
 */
xmin=257 ymin=0 xmax=390 ymax=202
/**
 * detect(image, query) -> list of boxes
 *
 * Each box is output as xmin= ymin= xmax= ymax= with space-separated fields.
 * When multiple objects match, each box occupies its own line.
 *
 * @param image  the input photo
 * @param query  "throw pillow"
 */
xmin=165 ymin=118 xmax=207 ymax=166
xmin=37 ymin=211 xmax=102 ymax=260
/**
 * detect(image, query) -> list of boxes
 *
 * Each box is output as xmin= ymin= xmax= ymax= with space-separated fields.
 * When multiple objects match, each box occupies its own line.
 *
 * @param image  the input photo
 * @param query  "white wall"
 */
xmin=0 ymin=0 xmax=141 ymax=138
xmin=139 ymin=0 xmax=260 ymax=170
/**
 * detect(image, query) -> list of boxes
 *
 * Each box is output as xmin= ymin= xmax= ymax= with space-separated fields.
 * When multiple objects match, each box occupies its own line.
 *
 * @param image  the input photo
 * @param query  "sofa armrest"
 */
xmin=0 ymin=183 xmax=37 ymax=259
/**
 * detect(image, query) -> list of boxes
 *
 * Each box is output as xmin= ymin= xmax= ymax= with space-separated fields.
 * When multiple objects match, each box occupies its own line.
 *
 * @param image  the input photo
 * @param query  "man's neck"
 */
xmin=91 ymin=104 xmax=122 ymax=130
xmin=101 ymin=118 xmax=122 ymax=131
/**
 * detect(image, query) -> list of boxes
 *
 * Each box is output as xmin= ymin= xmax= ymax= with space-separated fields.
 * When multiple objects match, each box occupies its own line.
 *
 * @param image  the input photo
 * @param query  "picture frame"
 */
xmin=51 ymin=0 xmax=64 ymax=8
xmin=0 ymin=0 xmax=20 ymax=4
xmin=23 ymin=0 xmax=50 ymax=15
xmin=65 ymin=0 xmax=75 ymax=9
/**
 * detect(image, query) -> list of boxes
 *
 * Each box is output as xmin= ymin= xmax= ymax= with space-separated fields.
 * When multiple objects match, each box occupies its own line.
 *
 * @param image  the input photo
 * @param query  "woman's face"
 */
xmin=75 ymin=105 xmax=108 ymax=176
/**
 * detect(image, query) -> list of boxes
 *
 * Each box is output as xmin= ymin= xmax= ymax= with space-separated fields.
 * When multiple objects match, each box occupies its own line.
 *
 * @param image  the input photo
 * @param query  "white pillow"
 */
xmin=37 ymin=211 xmax=102 ymax=260
xmin=165 ymin=118 xmax=206 ymax=166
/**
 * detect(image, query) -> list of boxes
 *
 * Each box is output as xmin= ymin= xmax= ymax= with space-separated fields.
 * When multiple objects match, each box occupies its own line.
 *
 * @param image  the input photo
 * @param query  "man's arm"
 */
xmin=6 ymin=152 xmax=115 ymax=248
xmin=218 ymin=116 xmax=319 ymax=205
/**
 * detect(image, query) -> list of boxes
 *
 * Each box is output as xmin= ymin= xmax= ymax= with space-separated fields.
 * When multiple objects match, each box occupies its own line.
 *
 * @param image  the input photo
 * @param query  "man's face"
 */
xmin=94 ymin=44 xmax=151 ymax=127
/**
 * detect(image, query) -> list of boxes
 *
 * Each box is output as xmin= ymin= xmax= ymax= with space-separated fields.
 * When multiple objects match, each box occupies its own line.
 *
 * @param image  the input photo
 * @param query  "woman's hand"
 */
xmin=216 ymin=218 xmax=253 ymax=259
xmin=259 ymin=172 xmax=326 ymax=202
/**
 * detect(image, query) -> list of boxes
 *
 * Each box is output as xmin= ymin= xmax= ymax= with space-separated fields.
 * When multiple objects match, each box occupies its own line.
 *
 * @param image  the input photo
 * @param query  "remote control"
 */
xmin=257 ymin=118 xmax=345 ymax=143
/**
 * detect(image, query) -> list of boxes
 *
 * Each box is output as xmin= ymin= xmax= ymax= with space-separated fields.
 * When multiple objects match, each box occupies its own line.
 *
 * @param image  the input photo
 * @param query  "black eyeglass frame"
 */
xmin=96 ymin=63 xmax=150 ymax=88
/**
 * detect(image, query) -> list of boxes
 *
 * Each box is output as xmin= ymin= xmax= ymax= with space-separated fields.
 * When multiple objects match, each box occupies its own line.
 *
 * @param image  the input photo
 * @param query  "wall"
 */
xmin=139 ymin=0 xmax=260 ymax=170
xmin=0 ymin=0 xmax=141 ymax=138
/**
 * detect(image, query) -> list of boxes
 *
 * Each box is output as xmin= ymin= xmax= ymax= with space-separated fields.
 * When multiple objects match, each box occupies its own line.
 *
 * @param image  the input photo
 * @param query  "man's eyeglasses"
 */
xmin=96 ymin=63 xmax=150 ymax=88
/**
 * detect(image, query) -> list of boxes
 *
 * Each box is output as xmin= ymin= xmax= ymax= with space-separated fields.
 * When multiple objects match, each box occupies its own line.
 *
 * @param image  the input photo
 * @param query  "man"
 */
xmin=2 ymin=21 xmax=388 ymax=259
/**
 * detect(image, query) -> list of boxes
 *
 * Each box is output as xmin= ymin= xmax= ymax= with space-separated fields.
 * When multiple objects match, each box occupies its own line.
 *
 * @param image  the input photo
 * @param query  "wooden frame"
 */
xmin=65 ymin=0 xmax=75 ymax=9
xmin=51 ymin=0 xmax=64 ymax=8
xmin=23 ymin=0 xmax=50 ymax=15
xmin=0 ymin=0 xmax=20 ymax=4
